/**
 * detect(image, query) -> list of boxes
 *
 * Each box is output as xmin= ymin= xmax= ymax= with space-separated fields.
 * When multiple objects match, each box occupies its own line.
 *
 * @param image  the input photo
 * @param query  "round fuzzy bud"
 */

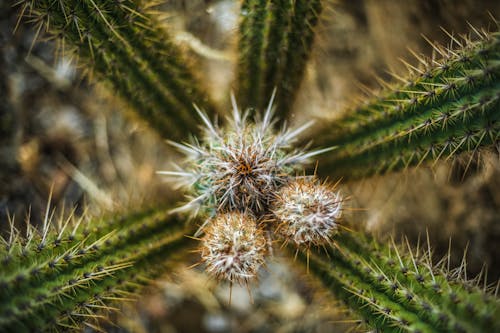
xmin=271 ymin=177 xmax=342 ymax=247
xmin=206 ymin=135 xmax=281 ymax=213
xmin=200 ymin=212 xmax=267 ymax=284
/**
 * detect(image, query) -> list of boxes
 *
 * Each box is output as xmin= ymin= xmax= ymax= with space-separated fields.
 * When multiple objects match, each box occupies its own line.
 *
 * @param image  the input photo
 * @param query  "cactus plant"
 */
xmin=0 ymin=202 xmax=194 ymax=331
xmin=1 ymin=1 xmax=499 ymax=332
xmin=308 ymin=29 xmax=500 ymax=179
xmin=300 ymin=232 xmax=499 ymax=332
xmin=19 ymin=0 xmax=217 ymax=140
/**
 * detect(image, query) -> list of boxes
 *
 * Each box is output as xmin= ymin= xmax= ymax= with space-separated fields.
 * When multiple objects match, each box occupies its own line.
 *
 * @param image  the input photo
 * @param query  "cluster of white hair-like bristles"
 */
xmin=158 ymin=92 xmax=331 ymax=217
xmin=159 ymin=92 xmax=343 ymax=284
xmin=271 ymin=178 xmax=342 ymax=247
xmin=200 ymin=212 xmax=267 ymax=284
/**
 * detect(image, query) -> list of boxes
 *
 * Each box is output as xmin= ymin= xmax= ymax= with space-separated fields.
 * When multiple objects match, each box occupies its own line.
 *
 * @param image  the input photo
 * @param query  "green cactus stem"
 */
xmin=236 ymin=0 xmax=267 ymax=110
xmin=236 ymin=0 xmax=323 ymax=119
xmin=306 ymin=29 xmax=500 ymax=179
xmin=19 ymin=0 xmax=217 ymax=141
xmin=296 ymin=232 xmax=500 ymax=333
xmin=0 ymin=207 xmax=194 ymax=332
xmin=274 ymin=0 xmax=323 ymax=120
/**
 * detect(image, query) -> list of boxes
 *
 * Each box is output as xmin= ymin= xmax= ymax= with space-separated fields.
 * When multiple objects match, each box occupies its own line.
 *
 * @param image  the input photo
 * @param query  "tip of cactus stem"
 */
xmin=271 ymin=177 xmax=343 ymax=247
xmin=200 ymin=212 xmax=267 ymax=284
xmin=158 ymin=92 xmax=331 ymax=216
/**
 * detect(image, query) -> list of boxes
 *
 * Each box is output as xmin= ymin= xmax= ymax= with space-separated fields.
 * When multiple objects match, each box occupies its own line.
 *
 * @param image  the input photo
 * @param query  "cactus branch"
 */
xmin=0 ymin=207 xmax=194 ymax=332
xmin=236 ymin=0 xmax=323 ymax=119
xmin=275 ymin=0 xmax=323 ymax=119
xmin=307 ymin=29 xmax=500 ymax=179
xmin=236 ymin=0 xmax=268 ymax=109
xmin=19 ymin=0 xmax=217 ymax=141
xmin=298 ymin=232 xmax=500 ymax=332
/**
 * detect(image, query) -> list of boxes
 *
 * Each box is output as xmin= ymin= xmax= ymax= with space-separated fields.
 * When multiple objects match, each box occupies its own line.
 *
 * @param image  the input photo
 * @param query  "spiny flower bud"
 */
xmin=200 ymin=212 xmax=267 ymax=284
xmin=271 ymin=177 xmax=343 ymax=247
xmin=158 ymin=92 xmax=332 ymax=216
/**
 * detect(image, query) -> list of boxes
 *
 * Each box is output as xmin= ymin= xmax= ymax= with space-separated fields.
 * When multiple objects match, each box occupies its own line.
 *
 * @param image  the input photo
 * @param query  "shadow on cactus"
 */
xmin=1 ymin=1 xmax=499 ymax=332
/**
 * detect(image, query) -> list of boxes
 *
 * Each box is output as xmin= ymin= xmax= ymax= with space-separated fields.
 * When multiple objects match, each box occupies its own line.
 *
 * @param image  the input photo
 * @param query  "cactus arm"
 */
xmin=236 ymin=0 xmax=324 ymax=119
xmin=274 ymin=0 xmax=323 ymax=120
xmin=0 ymin=208 xmax=194 ymax=332
xmin=260 ymin=0 xmax=292 ymax=112
xmin=21 ymin=0 xmax=217 ymax=140
xmin=305 ymin=31 xmax=500 ymax=179
xmin=323 ymin=84 xmax=500 ymax=178
xmin=236 ymin=0 xmax=268 ymax=110
xmin=297 ymin=232 xmax=500 ymax=332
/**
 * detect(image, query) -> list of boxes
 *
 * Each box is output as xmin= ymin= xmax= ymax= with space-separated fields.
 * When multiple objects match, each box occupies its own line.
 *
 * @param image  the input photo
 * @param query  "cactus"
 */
xmin=20 ymin=0 xmax=216 ymax=140
xmin=4 ymin=1 xmax=499 ymax=332
xmin=0 ymin=203 xmax=194 ymax=332
xmin=299 ymin=232 xmax=500 ymax=332
xmin=236 ymin=0 xmax=323 ymax=119
xmin=307 ymin=29 xmax=500 ymax=179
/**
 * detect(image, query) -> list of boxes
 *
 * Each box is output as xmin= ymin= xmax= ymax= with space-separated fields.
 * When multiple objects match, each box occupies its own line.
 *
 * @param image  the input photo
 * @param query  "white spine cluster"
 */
xmin=271 ymin=177 xmax=343 ymax=247
xmin=158 ymin=92 xmax=331 ymax=217
xmin=201 ymin=212 xmax=267 ymax=284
